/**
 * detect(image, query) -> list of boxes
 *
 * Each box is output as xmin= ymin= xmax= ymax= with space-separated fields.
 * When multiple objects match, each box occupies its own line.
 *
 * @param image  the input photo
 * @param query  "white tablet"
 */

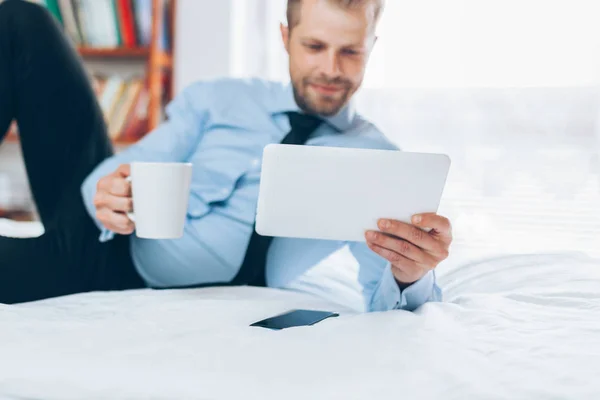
xmin=255 ymin=144 xmax=451 ymax=242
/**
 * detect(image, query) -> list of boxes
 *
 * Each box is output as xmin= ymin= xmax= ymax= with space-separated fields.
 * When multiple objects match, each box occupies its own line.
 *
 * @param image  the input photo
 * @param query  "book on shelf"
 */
xmin=22 ymin=0 xmax=172 ymax=50
xmin=116 ymin=0 xmax=137 ymax=48
xmin=94 ymin=75 xmax=148 ymax=142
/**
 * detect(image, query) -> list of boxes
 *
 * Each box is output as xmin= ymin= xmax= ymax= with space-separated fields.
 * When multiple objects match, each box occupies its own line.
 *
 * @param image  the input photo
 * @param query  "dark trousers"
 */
xmin=0 ymin=0 xmax=145 ymax=304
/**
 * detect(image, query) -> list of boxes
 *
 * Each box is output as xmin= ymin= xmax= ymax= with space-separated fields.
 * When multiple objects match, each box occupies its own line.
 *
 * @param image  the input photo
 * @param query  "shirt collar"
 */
xmin=269 ymin=83 xmax=356 ymax=132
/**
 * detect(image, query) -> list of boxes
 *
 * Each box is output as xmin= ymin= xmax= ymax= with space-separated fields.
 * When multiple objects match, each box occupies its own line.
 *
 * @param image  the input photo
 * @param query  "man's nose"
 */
xmin=321 ymin=50 xmax=342 ymax=77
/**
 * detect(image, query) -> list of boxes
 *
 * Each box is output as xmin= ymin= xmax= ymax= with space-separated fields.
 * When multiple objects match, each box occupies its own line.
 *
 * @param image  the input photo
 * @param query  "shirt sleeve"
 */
xmin=349 ymin=241 xmax=442 ymax=312
xmin=80 ymin=82 xmax=211 ymax=241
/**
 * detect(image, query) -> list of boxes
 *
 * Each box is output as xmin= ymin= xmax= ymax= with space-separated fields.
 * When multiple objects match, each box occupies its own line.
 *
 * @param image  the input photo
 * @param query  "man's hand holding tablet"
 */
xmin=365 ymin=213 xmax=452 ymax=287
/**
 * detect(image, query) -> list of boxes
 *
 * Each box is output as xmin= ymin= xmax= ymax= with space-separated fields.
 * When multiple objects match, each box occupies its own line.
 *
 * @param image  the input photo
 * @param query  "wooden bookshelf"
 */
xmin=81 ymin=0 xmax=176 ymax=138
xmin=77 ymin=48 xmax=173 ymax=68
xmin=78 ymin=47 xmax=150 ymax=58
xmin=2 ymin=0 xmax=176 ymax=147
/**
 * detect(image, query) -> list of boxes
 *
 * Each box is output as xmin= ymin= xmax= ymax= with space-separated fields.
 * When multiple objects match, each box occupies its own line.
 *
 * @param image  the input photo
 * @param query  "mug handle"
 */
xmin=125 ymin=176 xmax=135 ymax=222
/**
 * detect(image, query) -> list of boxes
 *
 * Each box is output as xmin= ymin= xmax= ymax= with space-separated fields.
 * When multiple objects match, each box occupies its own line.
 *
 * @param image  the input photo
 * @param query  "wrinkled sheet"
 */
xmin=1 ymin=248 xmax=599 ymax=399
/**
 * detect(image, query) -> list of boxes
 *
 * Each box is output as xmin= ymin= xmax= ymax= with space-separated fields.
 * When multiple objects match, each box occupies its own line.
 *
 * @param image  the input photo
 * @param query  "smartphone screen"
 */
xmin=250 ymin=309 xmax=339 ymax=330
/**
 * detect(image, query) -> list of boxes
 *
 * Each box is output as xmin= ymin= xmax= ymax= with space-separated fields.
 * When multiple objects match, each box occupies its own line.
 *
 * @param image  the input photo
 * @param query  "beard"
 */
xmin=292 ymin=75 xmax=356 ymax=117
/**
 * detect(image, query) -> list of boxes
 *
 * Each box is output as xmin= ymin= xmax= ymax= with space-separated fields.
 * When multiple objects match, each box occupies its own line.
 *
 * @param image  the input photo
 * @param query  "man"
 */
xmin=0 ymin=0 xmax=452 ymax=311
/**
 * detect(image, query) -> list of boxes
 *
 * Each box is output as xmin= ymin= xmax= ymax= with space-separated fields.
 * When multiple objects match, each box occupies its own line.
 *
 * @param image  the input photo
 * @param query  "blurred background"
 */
xmin=1 ymin=0 xmax=599 ymax=261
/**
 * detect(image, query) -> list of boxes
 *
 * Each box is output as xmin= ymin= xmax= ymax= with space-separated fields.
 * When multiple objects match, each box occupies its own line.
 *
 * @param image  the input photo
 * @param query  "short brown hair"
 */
xmin=286 ymin=0 xmax=385 ymax=31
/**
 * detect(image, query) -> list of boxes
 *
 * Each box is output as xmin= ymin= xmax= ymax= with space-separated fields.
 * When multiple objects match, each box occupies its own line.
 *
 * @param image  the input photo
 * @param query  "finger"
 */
xmin=94 ymin=192 xmax=133 ymax=213
xmin=365 ymin=231 xmax=436 ymax=265
xmin=412 ymin=213 xmax=453 ymax=239
xmin=116 ymin=164 xmax=131 ymax=178
xmin=96 ymin=208 xmax=134 ymax=234
xmin=97 ymin=209 xmax=134 ymax=233
xmin=366 ymin=242 xmax=427 ymax=279
xmin=366 ymin=241 xmax=407 ymax=264
xmin=377 ymin=219 xmax=440 ymax=252
xmin=97 ymin=175 xmax=131 ymax=197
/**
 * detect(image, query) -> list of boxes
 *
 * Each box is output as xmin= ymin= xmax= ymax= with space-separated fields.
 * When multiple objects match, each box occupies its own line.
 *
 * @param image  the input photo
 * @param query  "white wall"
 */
xmin=0 ymin=143 xmax=34 ymax=211
xmin=174 ymin=0 xmax=234 ymax=94
xmin=369 ymin=0 xmax=600 ymax=88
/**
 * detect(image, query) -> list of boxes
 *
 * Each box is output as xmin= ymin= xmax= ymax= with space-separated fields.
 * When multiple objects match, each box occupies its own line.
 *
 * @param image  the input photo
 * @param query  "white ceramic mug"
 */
xmin=127 ymin=162 xmax=192 ymax=239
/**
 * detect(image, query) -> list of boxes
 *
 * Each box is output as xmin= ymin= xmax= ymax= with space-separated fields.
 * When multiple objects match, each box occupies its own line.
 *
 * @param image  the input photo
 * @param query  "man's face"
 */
xmin=282 ymin=0 xmax=377 ymax=117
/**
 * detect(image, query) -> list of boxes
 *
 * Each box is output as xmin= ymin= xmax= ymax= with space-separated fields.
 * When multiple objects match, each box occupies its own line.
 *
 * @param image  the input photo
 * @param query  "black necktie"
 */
xmin=231 ymin=112 xmax=323 ymax=286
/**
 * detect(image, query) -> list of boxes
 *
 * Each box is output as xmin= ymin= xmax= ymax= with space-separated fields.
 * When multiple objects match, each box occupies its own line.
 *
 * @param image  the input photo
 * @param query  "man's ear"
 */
xmin=280 ymin=22 xmax=290 ymax=54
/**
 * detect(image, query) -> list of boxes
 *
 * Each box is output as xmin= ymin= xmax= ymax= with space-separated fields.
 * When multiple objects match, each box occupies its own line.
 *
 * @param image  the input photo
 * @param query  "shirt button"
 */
xmin=252 ymin=158 xmax=260 ymax=167
xmin=220 ymin=189 xmax=229 ymax=195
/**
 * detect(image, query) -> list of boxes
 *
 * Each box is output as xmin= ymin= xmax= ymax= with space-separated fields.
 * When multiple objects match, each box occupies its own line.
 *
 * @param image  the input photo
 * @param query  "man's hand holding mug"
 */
xmin=94 ymin=164 xmax=135 ymax=235
xmin=94 ymin=162 xmax=192 ymax=239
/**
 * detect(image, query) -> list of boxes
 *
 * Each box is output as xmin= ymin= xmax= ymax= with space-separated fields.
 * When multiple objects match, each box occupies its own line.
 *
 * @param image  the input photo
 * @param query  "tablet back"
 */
xmin=255 ymin=144 xmax=451 ymax=242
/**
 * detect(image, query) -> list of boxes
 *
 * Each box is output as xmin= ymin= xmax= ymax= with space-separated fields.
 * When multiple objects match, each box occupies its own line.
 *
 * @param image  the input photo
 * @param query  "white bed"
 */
xmin=1 ymin=220 xmax=599 ymax=400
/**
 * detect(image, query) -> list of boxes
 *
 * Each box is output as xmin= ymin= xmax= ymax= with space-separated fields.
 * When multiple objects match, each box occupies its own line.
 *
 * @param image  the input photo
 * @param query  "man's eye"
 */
xmin=342 ymin=49 xmax=359 ymax=56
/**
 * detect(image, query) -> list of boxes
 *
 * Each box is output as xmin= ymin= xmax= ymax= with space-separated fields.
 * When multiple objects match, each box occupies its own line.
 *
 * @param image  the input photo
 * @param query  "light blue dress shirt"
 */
xmin=81 ymin=78 xmax=442 ymax=312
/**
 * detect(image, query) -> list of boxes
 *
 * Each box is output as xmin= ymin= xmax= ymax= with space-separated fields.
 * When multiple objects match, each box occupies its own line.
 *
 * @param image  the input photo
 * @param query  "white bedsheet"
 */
xmin=1 ymin=251 xmax=600 ymax=399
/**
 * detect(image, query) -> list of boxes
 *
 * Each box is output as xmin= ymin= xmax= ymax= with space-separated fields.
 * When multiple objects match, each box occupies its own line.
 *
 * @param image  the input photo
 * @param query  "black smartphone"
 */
xmin=250 ymin=309 xmax=339 ymax=330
